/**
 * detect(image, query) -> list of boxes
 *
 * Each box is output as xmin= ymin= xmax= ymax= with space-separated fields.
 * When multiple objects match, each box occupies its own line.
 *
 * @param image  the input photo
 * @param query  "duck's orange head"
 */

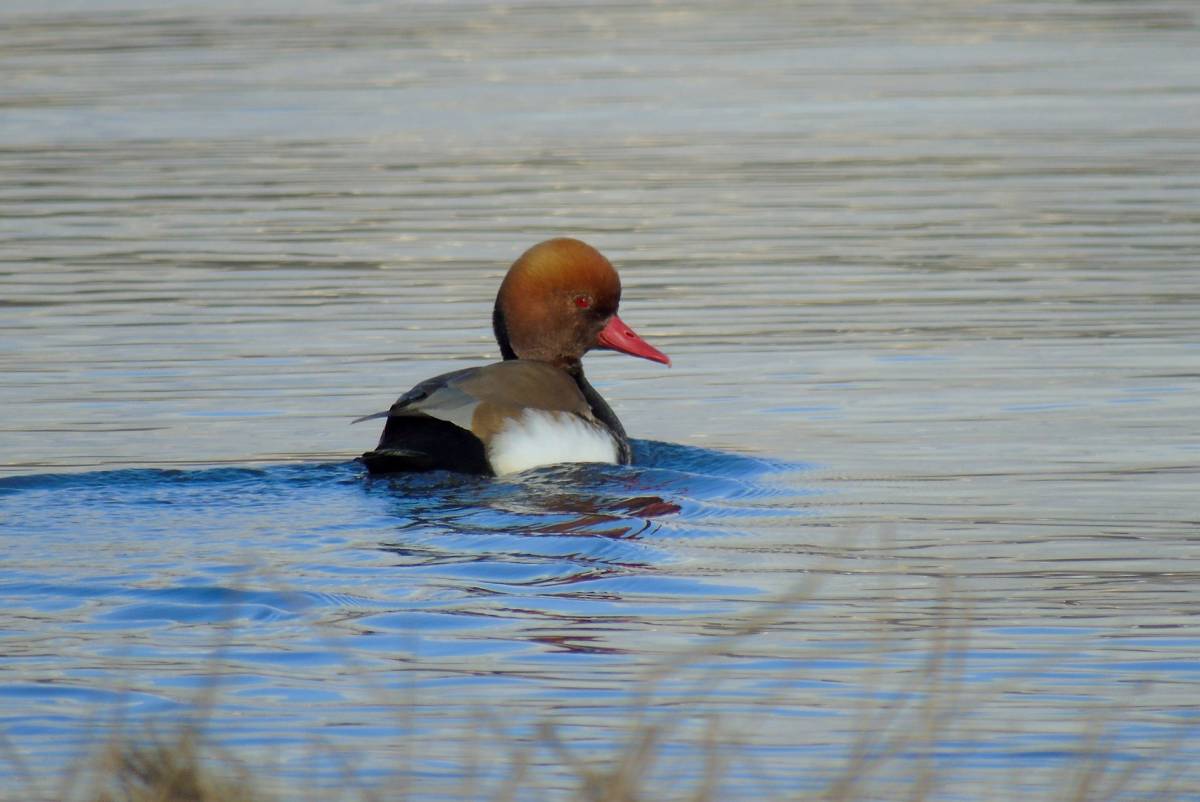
xmin=493 ymin=238 xmax=670 ymax=368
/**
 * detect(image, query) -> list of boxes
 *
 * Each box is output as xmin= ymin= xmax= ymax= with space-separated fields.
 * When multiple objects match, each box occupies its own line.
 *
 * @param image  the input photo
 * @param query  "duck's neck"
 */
xmin=493 ymin=304 xmax=518 ymax=361
xmin=494 ymin=306 xmax=631 ymax=463
xmin=492 ymin=306 xmax=577 ymax=370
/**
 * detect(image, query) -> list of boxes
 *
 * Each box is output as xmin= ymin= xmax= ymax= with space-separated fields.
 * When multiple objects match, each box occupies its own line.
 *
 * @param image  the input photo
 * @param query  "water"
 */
xmin=2 ymin=0 xmax=1199 ymax=799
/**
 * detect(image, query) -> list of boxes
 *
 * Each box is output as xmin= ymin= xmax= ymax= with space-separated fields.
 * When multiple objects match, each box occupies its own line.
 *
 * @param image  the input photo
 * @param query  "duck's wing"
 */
xmin=352 ymin=366 xmax=478 ymax=425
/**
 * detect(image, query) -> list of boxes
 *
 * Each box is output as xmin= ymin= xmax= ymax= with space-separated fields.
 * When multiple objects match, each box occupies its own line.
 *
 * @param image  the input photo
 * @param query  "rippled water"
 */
xmin=2 ymin=1 xmax=1199 ymax=799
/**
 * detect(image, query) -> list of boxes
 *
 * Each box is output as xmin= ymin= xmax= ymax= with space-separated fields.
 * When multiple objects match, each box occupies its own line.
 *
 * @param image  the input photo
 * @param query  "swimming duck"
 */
xmin=357 ymin=238 xmax=669 ymax=475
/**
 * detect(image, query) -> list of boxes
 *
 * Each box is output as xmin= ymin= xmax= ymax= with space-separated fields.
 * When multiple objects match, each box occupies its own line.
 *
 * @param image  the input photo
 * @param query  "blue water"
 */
xmin=0 ymin=445 xmax=805 ymax=793
xmin=3 ymin=443 xmax=1197 ymax=799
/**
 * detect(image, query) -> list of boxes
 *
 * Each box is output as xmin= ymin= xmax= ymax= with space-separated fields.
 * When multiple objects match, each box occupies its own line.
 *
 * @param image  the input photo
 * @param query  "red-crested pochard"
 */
xmin=357 ymin=238 xmax=669 ymax=475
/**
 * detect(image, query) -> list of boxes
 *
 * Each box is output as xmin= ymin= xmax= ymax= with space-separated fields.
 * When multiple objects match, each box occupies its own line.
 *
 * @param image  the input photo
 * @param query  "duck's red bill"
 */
xmin=597 ymin=314 xmax=671 ymax=366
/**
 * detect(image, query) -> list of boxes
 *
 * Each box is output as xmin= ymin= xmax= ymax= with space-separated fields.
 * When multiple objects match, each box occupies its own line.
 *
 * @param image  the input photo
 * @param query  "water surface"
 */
xmin=2 ymin=1 xmax=1199 ymax=799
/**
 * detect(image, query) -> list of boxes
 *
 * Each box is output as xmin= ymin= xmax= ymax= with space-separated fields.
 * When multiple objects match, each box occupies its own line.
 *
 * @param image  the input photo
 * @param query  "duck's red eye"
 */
xmin=573 ymin=295 xmax=592 ymax=309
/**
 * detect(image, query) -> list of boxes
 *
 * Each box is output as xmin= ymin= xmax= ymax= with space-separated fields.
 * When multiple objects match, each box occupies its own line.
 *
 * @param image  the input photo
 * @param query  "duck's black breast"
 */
xmin=572 ymin=370 xmax=632 ymax=465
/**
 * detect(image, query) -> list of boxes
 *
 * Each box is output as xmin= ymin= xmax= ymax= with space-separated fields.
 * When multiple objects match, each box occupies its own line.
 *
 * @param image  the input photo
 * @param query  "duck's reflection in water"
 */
xmin=371 ymin=464 xmax=682 ymax=590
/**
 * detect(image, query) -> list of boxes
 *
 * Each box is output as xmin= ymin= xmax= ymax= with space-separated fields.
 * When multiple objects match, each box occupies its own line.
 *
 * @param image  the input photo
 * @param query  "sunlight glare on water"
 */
xmin=1 ymin=0 xmax=1199 ymax=799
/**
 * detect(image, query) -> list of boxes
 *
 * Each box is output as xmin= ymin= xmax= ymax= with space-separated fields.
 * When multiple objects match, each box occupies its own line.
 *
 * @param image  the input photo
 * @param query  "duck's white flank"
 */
xmin=488 ymin=410 xmax=619 ymax=476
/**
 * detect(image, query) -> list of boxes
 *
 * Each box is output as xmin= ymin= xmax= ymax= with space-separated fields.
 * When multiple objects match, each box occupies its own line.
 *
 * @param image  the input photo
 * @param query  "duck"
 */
xmin=356 ymin=238 xmax=670 ymax=475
